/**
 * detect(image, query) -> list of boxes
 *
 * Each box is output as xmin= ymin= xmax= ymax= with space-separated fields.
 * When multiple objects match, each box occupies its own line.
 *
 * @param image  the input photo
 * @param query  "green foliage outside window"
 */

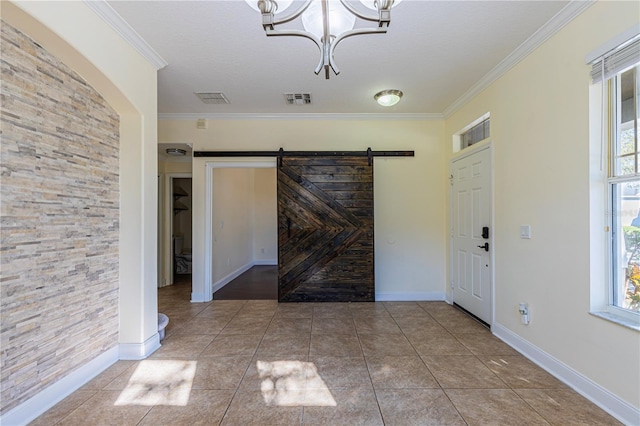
xmin=622 ymin=226 xmax=640 ymax=310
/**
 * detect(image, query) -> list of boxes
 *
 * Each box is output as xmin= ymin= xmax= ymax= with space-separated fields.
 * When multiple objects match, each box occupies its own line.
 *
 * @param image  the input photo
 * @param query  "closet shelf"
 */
xmin=174 ymin=201 xmax=189 ymax=213
xmin=173 ymin=187 xmax=188 ymax=198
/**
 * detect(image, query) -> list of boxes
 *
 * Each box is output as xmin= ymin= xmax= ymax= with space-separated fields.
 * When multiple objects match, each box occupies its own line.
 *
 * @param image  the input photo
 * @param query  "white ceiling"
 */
xmin=106 ymin=0 xmax=573 ymax=117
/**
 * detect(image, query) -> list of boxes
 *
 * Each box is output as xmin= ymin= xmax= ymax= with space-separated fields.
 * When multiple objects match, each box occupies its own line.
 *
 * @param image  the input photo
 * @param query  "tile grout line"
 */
xmin=216 ymin=301 xmax=277 ymax=425
xmin=350 ymin=306 xmax=387 ymax=425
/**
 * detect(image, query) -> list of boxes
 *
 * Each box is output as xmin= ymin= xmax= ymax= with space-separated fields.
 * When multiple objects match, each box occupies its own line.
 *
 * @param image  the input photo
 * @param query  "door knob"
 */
xmin=477 ymin=242 xmax=489 ymax=252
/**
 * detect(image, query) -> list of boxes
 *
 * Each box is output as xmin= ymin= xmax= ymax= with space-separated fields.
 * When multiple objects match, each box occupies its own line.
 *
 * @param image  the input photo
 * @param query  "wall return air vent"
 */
xmin=195 ymin=92 xmax=230 ymax=104
xmin=284 ymin=93 xmax=312 ymax=105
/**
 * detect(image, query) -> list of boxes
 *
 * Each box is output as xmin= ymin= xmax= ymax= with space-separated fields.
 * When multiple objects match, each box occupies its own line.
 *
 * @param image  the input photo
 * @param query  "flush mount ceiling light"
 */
xmin=374 ymin=89 xmax=402 ymax=106
xmin=246 ymin=0 xmax=402 ymax=79
xmin=166 ymin=148 xmax=187 ymax=156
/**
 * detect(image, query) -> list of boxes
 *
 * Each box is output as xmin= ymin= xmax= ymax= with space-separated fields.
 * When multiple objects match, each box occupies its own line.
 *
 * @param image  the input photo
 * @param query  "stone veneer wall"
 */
xmin=0 ymin=21 xmax=120 ymax=414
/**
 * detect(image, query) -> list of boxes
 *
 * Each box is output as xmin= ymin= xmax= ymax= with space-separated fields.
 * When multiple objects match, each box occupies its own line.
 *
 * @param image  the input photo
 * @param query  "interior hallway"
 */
xmin=30 ymin=280 xmax=621 ymax=425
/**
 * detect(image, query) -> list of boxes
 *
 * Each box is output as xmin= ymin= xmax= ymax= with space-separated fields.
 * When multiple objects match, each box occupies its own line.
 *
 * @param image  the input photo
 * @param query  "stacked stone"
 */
xmin=0 ymin=21 xmax=120 ymax=414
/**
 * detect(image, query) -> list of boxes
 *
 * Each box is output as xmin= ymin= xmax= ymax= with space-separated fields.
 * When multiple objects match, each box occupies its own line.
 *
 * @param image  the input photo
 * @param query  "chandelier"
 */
xmin=247 ymin=0 xmax=401 ymax=79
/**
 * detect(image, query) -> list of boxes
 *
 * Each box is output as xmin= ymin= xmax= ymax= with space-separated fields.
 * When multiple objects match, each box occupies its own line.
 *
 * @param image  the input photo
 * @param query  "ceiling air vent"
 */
xmin=195 ymin=92 xmax=230 ymax=104
xmin=284 ymin=93 xmax=312 ymax=105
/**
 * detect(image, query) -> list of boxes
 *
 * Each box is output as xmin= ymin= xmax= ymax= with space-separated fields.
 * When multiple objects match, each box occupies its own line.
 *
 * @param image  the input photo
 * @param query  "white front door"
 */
xmin=451 ymin=147 xmax=492 ymax=324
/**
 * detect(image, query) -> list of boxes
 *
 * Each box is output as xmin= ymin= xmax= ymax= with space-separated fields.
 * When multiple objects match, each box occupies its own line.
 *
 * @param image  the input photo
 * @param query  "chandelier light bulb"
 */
xmin=301 ymin=1 xmax=356 ymax=40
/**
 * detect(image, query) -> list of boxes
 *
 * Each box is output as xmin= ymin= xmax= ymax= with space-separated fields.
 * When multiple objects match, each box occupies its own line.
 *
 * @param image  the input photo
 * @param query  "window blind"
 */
xmin=590 ymin=35 xmax=640 ymax=83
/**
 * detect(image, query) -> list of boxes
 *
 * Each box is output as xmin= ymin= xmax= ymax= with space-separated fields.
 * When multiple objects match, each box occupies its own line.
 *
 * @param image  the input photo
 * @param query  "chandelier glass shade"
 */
xmin=246 ymin=0 xmax=401 ymax=78
xmin=301 ymin=1 xmax=356 ymax=41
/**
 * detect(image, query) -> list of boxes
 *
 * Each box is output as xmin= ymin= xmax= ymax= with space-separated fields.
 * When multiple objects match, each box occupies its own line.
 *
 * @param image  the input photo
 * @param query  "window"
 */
xmin=460 ymin=118 xmax=490 ymax=149
xmin=589 ymin=31 xmax=640 ymax=325
xmin=610 ymin=64 xmax=640 ymax=314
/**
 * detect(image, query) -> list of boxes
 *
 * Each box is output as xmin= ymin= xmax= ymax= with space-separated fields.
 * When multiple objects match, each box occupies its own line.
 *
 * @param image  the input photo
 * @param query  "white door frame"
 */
xmin=449 ymin=141 xmax=495 ymax=326
xmin=203 ymin=159 xmax=277 ymax=302
xmin=164 ymin=172 xmax=192 ymax=287
xmin=158 ymin=174 xmax=163 ymax=287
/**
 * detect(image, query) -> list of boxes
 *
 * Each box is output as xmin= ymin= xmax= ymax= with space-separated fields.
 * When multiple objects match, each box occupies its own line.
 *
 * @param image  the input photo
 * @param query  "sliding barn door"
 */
xmin=278 ymin=157 xmax=374 ymax=302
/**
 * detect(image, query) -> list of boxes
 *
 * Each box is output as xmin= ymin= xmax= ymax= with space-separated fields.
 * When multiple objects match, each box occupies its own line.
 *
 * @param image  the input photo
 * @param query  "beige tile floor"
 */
xmin=31 ymin=281 xmax=622 ymax=425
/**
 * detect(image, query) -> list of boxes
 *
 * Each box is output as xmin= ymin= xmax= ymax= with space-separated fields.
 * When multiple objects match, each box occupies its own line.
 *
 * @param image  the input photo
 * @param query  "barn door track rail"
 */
xmin=193 ymin=148 xmax=414 ymax=166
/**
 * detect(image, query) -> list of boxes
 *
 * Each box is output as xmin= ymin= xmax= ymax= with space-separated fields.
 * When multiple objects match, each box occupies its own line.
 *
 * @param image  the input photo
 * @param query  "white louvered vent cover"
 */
xmin=284 ymin=93 xmax=312 ymax=105
xmin=195 ymin=92 xmax=230 ymax=104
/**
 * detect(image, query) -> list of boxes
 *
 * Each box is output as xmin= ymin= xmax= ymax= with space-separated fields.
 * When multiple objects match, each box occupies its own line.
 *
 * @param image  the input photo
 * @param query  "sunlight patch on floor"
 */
xmin=257 ymin=360 xmax=336 ymax=407
xmin=115 ymin=360 xmax=196 ymax=406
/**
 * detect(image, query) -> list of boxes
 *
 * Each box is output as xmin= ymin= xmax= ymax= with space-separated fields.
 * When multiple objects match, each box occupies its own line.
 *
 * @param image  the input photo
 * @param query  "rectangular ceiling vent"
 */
xmin=284 ymin=93 xmax=312 ymax=105
xmin=195 ymin=92 xmax=230 ymax=104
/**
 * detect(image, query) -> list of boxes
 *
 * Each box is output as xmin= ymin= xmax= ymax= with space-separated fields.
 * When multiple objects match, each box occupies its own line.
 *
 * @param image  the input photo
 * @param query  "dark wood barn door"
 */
xmin=278 ymin=156 xmax=374 ymax=302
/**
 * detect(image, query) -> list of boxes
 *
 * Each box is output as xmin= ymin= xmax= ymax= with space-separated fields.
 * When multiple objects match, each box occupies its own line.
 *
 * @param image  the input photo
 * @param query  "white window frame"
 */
xmin=607 ymin=67 xmax=640 ymax=325
xmin=452 ymin=112 xmax=490 ymax=153
xmin=589 ymin=29 xmax=640 ymax=330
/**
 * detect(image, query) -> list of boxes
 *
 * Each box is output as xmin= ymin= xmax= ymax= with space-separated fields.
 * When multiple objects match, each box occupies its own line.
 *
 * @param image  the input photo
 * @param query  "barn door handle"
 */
xmin=287 ymin=217 xmax=291 ymax=238
xmin=477 ymin=242 xmax=489 ymax=252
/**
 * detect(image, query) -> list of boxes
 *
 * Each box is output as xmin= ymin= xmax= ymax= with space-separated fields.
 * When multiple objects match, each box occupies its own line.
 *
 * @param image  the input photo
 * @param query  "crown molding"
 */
xmin=157 ymin=112 xmax=444 ymax=121
xmin=443 ymin=0 xmax=595 ymax=118
xmin=84 ymin=0 xmax=168 ymax=70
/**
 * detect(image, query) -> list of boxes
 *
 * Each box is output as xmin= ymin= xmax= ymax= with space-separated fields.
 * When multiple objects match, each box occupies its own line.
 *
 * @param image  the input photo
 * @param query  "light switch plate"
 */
xmin=520 ymin=225 xmax=531 ymax=239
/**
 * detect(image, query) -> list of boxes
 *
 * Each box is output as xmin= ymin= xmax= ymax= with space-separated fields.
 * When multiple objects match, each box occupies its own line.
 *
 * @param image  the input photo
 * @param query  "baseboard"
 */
xmin=493 ymin=323 xmax=640 ymax=425
xmin=119 ymin=332 xmax=161 ymax=360
xmin=375 ymin=291 xmax=446 ymax=301
xmin=254 ymin=258 xmax=277 ymax=265
xmin=212 ymin=261 xmax=254 ymax=294
xmin=191 ymin=292 xmax=208 ymax=302
xmin=0 ymin=346 xmax=119 ymax=426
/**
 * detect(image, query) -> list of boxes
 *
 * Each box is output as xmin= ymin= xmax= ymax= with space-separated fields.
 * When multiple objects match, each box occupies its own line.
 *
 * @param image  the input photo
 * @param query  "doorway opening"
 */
xmin=172 ymin=177 xmax=192 ymax=282
xmin=204 ymin=162 xmax=278 ymax=301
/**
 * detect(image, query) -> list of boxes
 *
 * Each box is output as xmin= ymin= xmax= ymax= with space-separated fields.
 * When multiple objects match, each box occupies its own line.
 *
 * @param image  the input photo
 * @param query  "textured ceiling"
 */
xmin=108 ymin=0 xmax=571 ymax=116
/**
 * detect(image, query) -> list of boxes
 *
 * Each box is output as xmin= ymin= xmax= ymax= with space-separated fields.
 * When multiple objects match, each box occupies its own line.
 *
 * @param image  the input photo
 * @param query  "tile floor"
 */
xmin=31 ymin=281 xmax=622 ymax=425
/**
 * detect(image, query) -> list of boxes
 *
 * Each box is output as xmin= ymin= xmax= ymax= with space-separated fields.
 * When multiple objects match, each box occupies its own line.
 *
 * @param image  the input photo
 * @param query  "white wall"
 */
xmin=160 ymin=160 xmax=192 ymax=174
xmin=159 ymin=119 xmax=447 ymax=301
xmin=253 ymin=168 xmax=278 ymax=263
xmin=445 ymin=0 xmax=640 ymax=414
xmin=212 ymin=168 xmax=254 ymax=283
